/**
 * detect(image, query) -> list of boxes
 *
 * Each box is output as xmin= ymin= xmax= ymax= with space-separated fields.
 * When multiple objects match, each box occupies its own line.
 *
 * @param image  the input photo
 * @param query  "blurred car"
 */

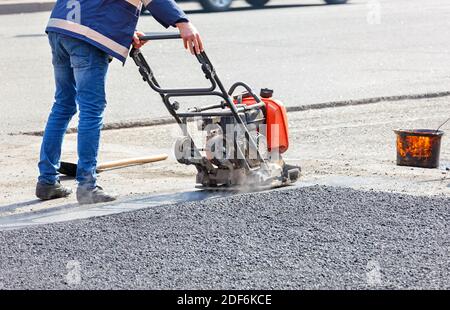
xmin=198 ymin=0 xmax=348 ymax=12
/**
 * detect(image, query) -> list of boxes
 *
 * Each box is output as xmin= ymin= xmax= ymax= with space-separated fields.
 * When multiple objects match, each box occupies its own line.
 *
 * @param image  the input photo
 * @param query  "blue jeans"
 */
xmin=38 ymin=32 xmax=109 ymax=188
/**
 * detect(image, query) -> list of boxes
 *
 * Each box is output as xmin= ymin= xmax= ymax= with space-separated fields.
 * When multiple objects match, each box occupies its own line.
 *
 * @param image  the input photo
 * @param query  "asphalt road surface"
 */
xmin=1 ymin=0 xmax=450 ymax=133
xmin=1 ymin=0 xmax=449 ymax=291
xmin=0 ymin=186 xmax=448 ymax=289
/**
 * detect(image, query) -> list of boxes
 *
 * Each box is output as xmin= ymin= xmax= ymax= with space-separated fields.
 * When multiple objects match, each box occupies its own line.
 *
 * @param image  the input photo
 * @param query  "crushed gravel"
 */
xmin=0 ymin=186 xmax=448 ymax=289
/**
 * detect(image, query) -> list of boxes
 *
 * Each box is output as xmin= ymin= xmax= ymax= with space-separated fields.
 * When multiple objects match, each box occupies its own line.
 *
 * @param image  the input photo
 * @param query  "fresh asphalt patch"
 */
xmin=0 ymin=185 xmax=448 ymax=289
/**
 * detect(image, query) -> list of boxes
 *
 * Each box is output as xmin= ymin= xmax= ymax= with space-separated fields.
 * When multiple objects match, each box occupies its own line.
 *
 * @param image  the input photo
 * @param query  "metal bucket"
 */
xmin=394 ymin=129 xmax=444 ymax=168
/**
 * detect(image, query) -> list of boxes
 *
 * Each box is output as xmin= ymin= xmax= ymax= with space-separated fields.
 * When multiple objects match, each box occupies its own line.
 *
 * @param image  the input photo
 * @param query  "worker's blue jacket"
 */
xmin=46 ymin=0 xmax=188 ymax=63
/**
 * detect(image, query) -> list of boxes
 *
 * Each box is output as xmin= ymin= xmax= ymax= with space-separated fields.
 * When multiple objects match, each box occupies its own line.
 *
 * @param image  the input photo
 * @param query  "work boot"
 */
xmin=36 ymin=181 xmax=73 ymax=200
xmin=76 ymin=185 xmax=117 ymax=205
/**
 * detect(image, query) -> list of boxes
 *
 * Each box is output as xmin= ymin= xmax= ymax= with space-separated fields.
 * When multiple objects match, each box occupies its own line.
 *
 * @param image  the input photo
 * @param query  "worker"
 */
xmin=36 ymin=0 xmax=203 ymax=204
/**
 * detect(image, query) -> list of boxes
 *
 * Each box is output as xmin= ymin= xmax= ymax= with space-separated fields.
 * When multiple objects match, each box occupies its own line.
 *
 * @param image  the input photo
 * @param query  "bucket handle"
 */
xmin=435 ymin=117 xmax=450 ymax=133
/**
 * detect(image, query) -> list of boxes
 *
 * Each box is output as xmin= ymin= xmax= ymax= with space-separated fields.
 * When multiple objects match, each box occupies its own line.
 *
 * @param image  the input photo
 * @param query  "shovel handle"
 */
xmin=97 ymin=154 xmax=168 ymax=171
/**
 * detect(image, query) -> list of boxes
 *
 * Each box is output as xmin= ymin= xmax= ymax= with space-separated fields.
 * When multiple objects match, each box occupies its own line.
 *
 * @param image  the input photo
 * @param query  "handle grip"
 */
xmin=58 ymin=154 xmax=168 ymax=177
xmin=97 ymin=154 xmax=168 ymax=171
xmin=139 ymin=32 xmax=181 ymax=41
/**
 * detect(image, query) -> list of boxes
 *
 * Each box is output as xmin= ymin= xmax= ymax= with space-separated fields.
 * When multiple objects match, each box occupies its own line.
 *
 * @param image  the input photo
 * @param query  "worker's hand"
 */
xmin=132 ymin=31 xmax=148 ymax=49
xmin=176 ymin=22 xmax=204 ymax=55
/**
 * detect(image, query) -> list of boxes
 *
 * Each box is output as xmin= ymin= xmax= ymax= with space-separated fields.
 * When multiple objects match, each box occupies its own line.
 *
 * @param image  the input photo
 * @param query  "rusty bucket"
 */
xmin=394 ymin=129 xmax=444 ymax=168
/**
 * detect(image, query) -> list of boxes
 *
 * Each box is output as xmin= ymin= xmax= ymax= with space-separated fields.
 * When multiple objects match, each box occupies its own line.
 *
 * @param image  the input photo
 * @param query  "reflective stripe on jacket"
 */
xmin=46 ymin=0 xmax=188 ymax=63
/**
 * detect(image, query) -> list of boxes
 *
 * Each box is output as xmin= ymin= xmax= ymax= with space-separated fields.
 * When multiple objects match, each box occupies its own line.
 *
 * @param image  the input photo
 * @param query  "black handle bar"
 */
xmin=138 ymin=32 xmax=181 ymax=41
xmin=130 ymin=33 xmax=267 ymax=167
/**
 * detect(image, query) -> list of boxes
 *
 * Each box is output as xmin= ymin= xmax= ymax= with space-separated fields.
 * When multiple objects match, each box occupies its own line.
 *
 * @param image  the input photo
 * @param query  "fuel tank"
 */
xmin=238 ymin=94 xmax=290 ymax=154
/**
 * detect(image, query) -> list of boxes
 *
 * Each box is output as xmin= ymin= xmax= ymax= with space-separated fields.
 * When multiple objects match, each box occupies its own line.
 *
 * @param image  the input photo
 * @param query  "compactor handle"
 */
xmin=138 ymin=32 xmax=182 ymax=41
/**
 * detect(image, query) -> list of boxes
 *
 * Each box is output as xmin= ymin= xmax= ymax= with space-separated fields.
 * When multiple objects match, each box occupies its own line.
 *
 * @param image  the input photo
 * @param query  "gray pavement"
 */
xmin=1 ymin=95 xmax=448 ymax=221
xmin=1 ymin=0 xmax=450 ymax=133
xmin=0 ymin=0 xmax=449 ymax=290
xmin=0 ymin=0 xmax=54 ymax=15
xmin=0 ymin=185 xmax=448 ymax=289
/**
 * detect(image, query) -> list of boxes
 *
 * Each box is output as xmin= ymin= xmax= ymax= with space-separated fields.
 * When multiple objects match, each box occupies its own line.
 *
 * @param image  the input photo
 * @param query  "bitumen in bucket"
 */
xmin=394 ymin=129 xmax=444 ymax=168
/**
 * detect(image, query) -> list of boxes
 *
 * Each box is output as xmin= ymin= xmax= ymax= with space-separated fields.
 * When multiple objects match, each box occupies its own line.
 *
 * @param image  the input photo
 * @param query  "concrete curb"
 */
xmin=17 ymin=90 xmax=450 ymax=136
xmin=285 ymin=90 xmax=450 ymax=112
xmin=0 ymin=1 xmax=55 ymax=15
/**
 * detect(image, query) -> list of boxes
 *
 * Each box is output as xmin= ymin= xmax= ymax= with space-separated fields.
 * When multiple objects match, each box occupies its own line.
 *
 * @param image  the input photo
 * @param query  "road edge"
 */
xmin=0 ymin=1 xmax=54 ymax=15
xmin=17 ymin=90 xmax=450 ymax=136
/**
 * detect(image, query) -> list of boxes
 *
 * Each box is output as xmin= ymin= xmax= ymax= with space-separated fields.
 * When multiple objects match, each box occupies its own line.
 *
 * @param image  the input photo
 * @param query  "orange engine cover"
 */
xmin=239 ymin=96 xmax=290 ymax=154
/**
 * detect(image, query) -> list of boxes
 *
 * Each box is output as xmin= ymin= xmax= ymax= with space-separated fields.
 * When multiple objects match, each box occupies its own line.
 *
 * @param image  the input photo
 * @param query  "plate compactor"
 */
xmin=131 ymin=33 xmax=300 ymax=190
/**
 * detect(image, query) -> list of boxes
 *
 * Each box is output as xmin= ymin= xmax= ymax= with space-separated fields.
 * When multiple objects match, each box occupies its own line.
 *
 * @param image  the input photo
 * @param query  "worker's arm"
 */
xmin=143 ymin=0 xmax=188 ymax=28
xmin=142 ymin=0 xmax=203 ymax=54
